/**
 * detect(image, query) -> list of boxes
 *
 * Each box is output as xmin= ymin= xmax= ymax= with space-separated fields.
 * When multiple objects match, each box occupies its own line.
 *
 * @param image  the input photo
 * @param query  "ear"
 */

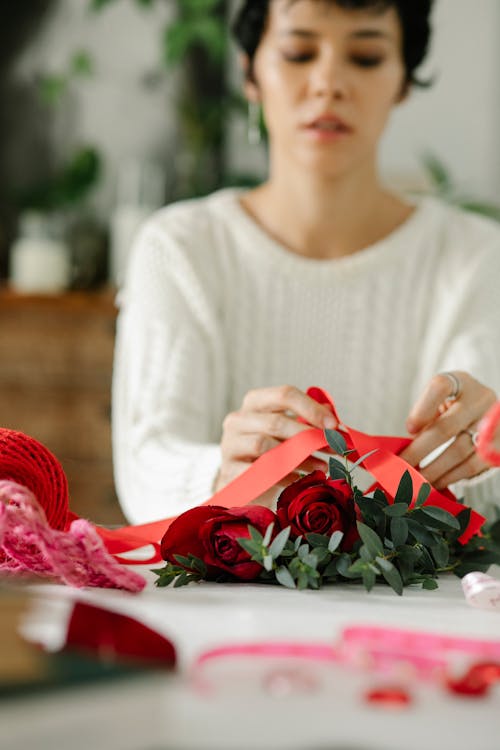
xmin=239 ymin=52 xmax=260 ymax=102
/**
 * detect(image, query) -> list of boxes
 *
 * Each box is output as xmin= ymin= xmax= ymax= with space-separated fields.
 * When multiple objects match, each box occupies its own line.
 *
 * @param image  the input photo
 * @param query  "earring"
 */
xmin=247 ymin=101 xmax=262 ymax=146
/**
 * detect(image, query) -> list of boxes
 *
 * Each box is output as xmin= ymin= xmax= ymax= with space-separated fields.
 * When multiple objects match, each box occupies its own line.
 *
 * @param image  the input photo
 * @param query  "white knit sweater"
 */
xmin=112 ymin=188 xmax=500 ymax=525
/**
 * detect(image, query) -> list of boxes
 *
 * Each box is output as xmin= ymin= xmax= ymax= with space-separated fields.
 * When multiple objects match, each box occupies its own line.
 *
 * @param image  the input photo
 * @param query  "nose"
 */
xmin=309 ymin=53 xmax=347 ymax=100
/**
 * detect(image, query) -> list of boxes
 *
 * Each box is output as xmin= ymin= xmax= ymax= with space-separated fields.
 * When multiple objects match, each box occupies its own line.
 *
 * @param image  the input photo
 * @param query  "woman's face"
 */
xmin=246 ymin=0 xmax=407 ymax=179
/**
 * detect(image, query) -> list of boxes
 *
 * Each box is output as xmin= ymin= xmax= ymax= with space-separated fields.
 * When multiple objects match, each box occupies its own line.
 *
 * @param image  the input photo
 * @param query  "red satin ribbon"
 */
xmin=99 ymin=387 xmax=484 ymax=563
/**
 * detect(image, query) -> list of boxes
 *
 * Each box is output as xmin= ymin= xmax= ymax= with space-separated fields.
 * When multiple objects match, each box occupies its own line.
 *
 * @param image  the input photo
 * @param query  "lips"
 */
xmin=303 ymin=114 xmax=352 ymax=134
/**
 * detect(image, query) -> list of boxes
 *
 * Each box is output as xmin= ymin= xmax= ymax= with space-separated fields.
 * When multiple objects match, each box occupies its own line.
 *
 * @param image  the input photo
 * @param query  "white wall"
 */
xmin=380 ymin=0 xmax=500 ymax=201
xmin=11 ymin=0 xmax=176 ymax=218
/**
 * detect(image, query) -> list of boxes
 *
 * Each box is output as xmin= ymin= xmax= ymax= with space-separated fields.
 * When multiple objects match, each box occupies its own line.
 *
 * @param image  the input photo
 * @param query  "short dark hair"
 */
xmin=232 ymin=0 xmax=434 ymax=88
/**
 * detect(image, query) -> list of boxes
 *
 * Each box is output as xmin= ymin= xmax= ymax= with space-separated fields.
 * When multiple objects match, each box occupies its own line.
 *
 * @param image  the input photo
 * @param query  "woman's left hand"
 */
xmin=401 ymin=371 xmax=497 ymax=489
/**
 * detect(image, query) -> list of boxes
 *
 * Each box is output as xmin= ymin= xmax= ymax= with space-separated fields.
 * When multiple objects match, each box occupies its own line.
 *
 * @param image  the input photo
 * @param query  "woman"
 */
xmin=112 ymin=0 xmax=500 ymax=525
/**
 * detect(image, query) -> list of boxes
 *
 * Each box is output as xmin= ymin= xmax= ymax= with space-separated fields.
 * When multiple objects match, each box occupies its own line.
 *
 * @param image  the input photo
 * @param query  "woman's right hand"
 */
xmin=214 ymin=385 xmax=338 ymax=499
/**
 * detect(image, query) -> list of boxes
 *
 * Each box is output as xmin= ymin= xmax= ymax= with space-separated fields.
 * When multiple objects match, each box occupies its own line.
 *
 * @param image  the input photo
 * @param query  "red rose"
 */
xmin=276 ymin=470 xmax=358 ymax=551
xmin=161 ymin=505 xmax=277 ymax=581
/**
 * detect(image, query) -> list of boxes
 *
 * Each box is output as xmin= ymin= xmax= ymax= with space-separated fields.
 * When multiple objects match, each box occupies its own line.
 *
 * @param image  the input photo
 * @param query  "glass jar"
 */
xmin=9 ymin=211 xmax=71 ymax=294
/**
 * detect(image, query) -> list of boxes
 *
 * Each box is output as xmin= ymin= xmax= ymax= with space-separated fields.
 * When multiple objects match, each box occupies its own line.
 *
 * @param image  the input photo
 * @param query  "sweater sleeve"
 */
xmin=112 ymin=213 xmax=227 ymax=525
xmin=414 ymin=212 xmax=500 ymax=520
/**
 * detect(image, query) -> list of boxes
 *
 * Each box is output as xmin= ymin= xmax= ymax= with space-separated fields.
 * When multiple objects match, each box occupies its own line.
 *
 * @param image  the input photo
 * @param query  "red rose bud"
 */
xmin=200 ymin=506 xmax=278 ymax=581
xmin=276 ymin=470 xmax=358 ymax=551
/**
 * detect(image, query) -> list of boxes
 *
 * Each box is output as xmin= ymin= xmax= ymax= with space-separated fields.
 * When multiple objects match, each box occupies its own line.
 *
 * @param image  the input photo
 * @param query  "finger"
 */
xmin=241 ymin=385 xmax=337 ymax=429
xmin=418 ymin=430 xmax=476 ymax=485
xmin=433 ymin=452 xmax=489 ymax=490
xmin=224 ymin=432 xmax=281 ymax=461
xmin=406 ymin=372 xmax=467 ymax=435
xmin=223 ymin=410 xmax=311 ymax=442
xmin=402 ymin=394 xmax=490 ymax=468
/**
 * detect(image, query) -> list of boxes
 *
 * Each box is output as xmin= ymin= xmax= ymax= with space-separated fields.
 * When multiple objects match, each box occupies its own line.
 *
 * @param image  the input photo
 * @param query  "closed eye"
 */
xmin=282 ymin=52 xmax=315 ymax=63
xmin=350 ymin=55 xmax=384 ymax=68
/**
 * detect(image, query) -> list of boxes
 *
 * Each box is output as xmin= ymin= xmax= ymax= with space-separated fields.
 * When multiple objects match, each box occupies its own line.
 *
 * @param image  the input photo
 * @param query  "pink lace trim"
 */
xmin=0 ymin=480 xmax=145 ymax=592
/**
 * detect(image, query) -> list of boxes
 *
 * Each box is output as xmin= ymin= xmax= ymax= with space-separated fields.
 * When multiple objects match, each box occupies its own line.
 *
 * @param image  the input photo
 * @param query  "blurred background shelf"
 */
xmin=0 ymin=286 xmax=125 ymax=525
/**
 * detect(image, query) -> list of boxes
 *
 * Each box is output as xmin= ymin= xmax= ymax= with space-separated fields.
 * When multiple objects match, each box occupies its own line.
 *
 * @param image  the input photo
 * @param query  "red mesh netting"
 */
xmin=0 ymin=428 xmax=69 ymax=531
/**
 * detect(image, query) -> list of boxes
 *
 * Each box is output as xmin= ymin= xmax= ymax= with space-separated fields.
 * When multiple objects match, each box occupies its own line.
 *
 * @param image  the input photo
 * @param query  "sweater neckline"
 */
xmin=211 ymin=188 xmax=435 ymax=278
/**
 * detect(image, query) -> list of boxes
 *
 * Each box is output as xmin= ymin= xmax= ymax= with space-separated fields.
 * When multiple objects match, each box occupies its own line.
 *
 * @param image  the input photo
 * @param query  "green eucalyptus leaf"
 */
xmin=297 ymin=544 xmax=310 ymax=561
xmin=248 ymin=525 xmax=264 ymax=545
xmin=362 ymin=566 xmax=376 ymax=592
xmin=275 ymin=566 xmax=296 ymax=588
xmin=297 ymin=570 xmax=309 ymax=590
xmin=324 ymin=429 xmax=347 ymax=456
xmin=269 ymin=526 xmax=291 ymax=558
xmin=322 ymin=559 xmax=338 ymax=578
xmin=349 ymin=449 xmax=378 ymax=472
xmin=375 ymin=557 xmax=403 ymax=595
xmin=359 ymin=544 xmax=373 ymax=562
xmin=373 ymin=489 xmax=390 ymax=507
xmin=329 ymin=456 xmax=349 ymax=480
xmin=422 ymin=578 xmax=439 ymax=590
xmin=263 ymin=554 xmax=274 ymax=572
xmin=305 ymin=533 xmax=329 ymax=548
xmin=346 ymin=559 xmax=365 ymax=577
xmin=357 ymin=522 xmax=384 ymax=558
xmin=394 ymin=470 xmax=413 ymax=506
xmin=415 ymin=483 xmax=431 ymax=508
xmin=431 ymin=538 xmax=449 ymax=568
xmin=336 ymin=553 xmax=354 ymax=578
xmin=391 ymin=517 xmax=409 ymax=547
xmin=262 ymin=522 xmax=275 ymax=547
xmin=314 ymin=547 xmax=330 ymax=564
xmin=173 ymin=572 xmax=191 ymax=588
xmin=328 ymin=530 xmax=344 ymax=553
xmin=406 ymin=519 xmax=440 ymax=547
xmin=384 ymin=504 xmax=408 ymax=518
xmin=237 ymin=538 xmax=261 ymax=557
xmin=418 ymin=506 xmax=460 ymax=530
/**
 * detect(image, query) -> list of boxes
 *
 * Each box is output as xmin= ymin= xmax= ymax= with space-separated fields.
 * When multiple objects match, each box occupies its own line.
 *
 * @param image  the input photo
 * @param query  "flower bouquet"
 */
xmin=154 ymin=430 xmax=500 ymax=595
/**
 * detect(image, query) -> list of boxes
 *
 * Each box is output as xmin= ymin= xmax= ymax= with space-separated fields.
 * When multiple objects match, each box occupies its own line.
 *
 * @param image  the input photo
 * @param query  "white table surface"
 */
xmin=2 ymin=566 xmax=500 ymax=750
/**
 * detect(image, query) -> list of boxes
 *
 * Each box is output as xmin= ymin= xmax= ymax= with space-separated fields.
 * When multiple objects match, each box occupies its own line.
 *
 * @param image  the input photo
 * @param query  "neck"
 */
xmin=244 ymin=158 xmax=410 ymax=260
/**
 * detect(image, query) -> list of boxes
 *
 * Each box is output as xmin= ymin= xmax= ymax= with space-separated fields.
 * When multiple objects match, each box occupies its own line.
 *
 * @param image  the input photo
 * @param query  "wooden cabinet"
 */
xmin=0 ymin=287 xmax=126 ymax=526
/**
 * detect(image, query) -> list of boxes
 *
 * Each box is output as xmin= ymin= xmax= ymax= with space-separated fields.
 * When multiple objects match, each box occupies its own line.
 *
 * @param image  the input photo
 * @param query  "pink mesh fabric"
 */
xmin=0 ymin=428 xmax=69 ymax=530
xmin=0 ymin=481 xmax=145 ymax=592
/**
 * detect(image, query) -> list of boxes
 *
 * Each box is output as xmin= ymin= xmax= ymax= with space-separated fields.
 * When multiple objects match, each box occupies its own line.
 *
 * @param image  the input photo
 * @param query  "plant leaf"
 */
xmin=362 ymin=566 xmax=376 ymax=592
xmin=415 ymin=483 xmax=431 ymax=508
xmin=357 ymin=522 xmax=384 ymax=558
xmin=328 ymin=530 xmax=344 ymax=553
xmin=391 ymin=517 xmax=409 ymax=547
xmin=262 ymin=521 xmax=275 ymax=547
xmin=422 ymin=578 xmax=439 ymax=590
xmin=394 ymin=470 xmax=413 ymax=506
xmin=275 ymin=566 xmax=296 ymax=588
xmin=375 ymin=557 xmax=403 ymax=595
xmin=384 ymin=504 xmax=408 ymax=518
xmin=324 ymin=429 xmax=347 ymax=456
xmin=269 ymin=525 xmax=291 ymax=558
xmin=248 ymin=525 xmax=264 ymax=545
xmin=418 ymin=506 xmax=460 ymax=530
xmin=263 ymin=554 xmax=274 ymax=572
xmin=406 ymin=519 xmax=440 ymax=547
xmin=329 ymin=456 xmax=349 ymax=480
xmin=349 ymin=449 xmax=378 ymax=472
